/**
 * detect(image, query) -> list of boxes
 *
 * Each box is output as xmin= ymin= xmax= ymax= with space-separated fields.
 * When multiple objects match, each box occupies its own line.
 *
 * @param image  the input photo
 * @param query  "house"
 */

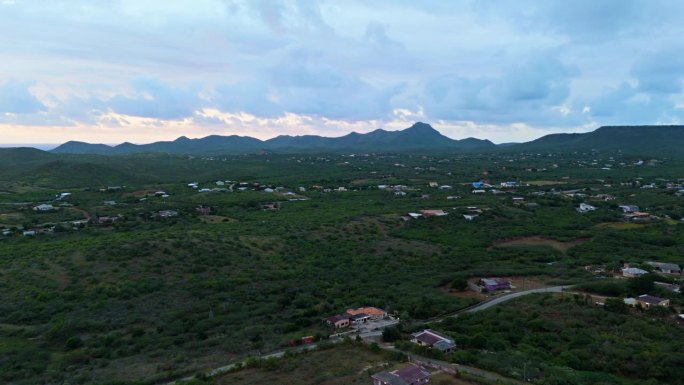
xmin=439 ymin=185 xmax=452 ymax=190
xmin=622 ymin=267 xmax=648 ymax=278
xmin=472 ymin=189 xmax=486 ymax=194
xmin=349 ymin=313 xmax=370 ymax=324
xmin=472 ymin=181 xmax=485 ymax=188
xmin=262 ymin=202 xmax=280 ymax=211
xmin=411 ymin=329 xmax=456 ymax=352
xmin=103 ymin=200 xmax=117 ymax=206
xmin=619 ymin=205 xmax=639 ymax=213
xmin=408 ymin=212 xmax=422 ymax=219
xmin=420 ymin=209 xmax=447 ymax=217
xmin=428 ymin=182 xmax=438 ymax=188
xmin=395 ymin=191 xmax=407 ymax=197
xmin=636 ymin=294 xmax=670 ymax=308
xmin=372 ymin=363 xmax=430 ymax=385
xmin=57 ymin=192 xmax=72 ymax=200
xmin=421 ymin=194 xmax=430 ymax=199
xmin=158 ymin=210 xmax=179 ymax=218
xmin=501 ymin=181 xmax=518 ymax=188
xmin=33 ymin=204 xmax=55 ymax=211
xmin=196 ymin=206 xmax=211 ymax=215
xmin=479 ymin=277 xmax=512 ymax=292
xmin=577 ymin=203 xmax=597 ymax=213
xmin=326 ymin=315 xmax=351 ymax=329
xmin=154 ymin=191 xmax=167 ymax=196
xmin=646 ymin=261 xmax=682 ymax=275
xmin=23 ymin=230 xmax=36 ymax=237
xmin=346 ymin=307 xmax=387 ymax=320
xmin=463 ymin=214 xmax=478 ymax=221
xmin=97 ymin=216 xmax=120 ymax=225
xmin=301 ymin=335 xmax=315 ymax=344
xmin=263 ymin=188 xmax=274 ymax=193
xmin=512 ymin=197 xmax=525 ymax=204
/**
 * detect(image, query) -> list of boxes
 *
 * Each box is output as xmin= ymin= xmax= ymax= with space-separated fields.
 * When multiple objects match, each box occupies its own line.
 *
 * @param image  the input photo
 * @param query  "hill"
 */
xmin=514 ymin=125 xmax=684 ymax=155
xmin=50 ymin=122 xmax=495 ymax=155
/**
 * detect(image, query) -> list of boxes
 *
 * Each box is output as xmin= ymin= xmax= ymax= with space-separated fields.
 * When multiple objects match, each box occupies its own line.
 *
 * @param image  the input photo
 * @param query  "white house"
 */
xmin=33 ymin=204 xmax=55 ymax=211
xmin=622 ymin=267 xmax=648 ymax=278
xmin=577 ymin=203 xmax=597 ymax=213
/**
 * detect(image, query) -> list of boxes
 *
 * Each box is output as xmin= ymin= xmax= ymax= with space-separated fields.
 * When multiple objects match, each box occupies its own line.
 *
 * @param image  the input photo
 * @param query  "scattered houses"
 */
xmin=411 ymin=329 xmax=456 ymax=353
xmin=372 ymin=363 xmax=431 ymax=385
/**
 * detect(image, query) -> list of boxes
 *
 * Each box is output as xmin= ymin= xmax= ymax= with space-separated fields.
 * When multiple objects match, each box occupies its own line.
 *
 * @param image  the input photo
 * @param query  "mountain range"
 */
xmin=27 ymin=123 xmax=684 ymax=156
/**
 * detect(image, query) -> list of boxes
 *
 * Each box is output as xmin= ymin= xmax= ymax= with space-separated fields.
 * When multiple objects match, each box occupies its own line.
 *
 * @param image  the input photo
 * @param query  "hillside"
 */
xmin=515 ymin=125 xmax=684 ymax=155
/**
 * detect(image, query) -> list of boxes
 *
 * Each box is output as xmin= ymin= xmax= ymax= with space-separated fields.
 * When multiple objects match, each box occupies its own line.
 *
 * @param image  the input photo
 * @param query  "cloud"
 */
xmin=0 ymin=81 xmax=47 ymax=114
xmin=3 ymin=1 xmax=684 ymax=144
xmin=422 ymin=53 xmax=582 ymax=125
xmin=631 ymin=49 xmax=684 ymax=94
xmin=102 ymin=77 xmax=203 ymax=120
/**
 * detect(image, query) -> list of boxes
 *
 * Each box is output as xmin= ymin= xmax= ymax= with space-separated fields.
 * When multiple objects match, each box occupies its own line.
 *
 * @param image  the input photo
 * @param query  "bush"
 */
xmin=66 ymin=336 xmax=83 ymax=350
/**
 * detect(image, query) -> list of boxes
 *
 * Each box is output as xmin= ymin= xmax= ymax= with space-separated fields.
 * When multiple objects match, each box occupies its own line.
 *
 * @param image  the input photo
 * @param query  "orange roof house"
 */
xmin=346 ymin=307 xmax=387 ymax=319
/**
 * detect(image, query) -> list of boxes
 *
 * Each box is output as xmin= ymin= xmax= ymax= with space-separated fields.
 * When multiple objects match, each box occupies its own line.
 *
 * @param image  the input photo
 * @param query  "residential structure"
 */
xmin=33 ymin=204 xmax=55 ymax=211
xmin=478 ymin=278 xmax=511 ymax=292
xmin=346 ymin=307 xmax=387 ymax=320
xmin=419 ymin=209 xmax=448 ymax=217
xmin=577 ymin=203 xmax=597 ymax=213
xmin=372 ymin=363 xmax=430 ymax=385
xmin=647 ymin=261 xmax=682 ymax=275
xmin=622 ymin=267 xmax=648 ymax=278
xmin=636 ymin=294 xmax=670 ymax=308
xmin=411 ymin=329 xmax=456 ymax=353
xmin=326 ymin=315 xmax=351 ymax=329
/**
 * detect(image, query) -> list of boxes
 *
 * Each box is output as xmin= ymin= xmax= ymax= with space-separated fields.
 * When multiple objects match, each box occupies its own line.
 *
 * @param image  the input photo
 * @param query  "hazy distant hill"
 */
xmin=51 ymin=122 xmax=495 ymax=155
xmin=515 ymin=125 xmax=684 ymax=154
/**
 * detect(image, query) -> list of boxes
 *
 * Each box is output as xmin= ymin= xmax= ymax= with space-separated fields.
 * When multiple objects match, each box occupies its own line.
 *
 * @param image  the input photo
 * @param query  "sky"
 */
xmin=2 ymin=0 xmax=684 ymax=145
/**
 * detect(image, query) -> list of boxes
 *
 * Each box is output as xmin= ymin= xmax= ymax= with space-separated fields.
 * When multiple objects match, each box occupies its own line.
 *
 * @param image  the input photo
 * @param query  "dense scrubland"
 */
xmin=0 ymin=149 xmax=683 ymax=384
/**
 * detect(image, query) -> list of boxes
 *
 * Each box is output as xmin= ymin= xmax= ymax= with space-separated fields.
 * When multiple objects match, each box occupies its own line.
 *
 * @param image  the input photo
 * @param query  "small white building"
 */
xmin=577 ymin=203 xmax=597 ymax=213
xmin=33 ymin=204 xmax=55 ymax=211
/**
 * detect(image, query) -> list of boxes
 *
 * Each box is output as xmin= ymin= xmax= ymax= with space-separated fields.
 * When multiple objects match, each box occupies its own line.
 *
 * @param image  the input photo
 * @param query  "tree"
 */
xmin=450 ymin=277 xmax=468 ymax=291
xmin=381 ymin=326 xmax=401 ymax=342
xmin=604 ymin=298 xmax=629 ymax=314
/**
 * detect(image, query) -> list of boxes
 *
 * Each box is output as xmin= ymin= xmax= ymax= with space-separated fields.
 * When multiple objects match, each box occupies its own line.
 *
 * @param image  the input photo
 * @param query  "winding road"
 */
xmin=165 ymin=285 xmax=574 ymax=384
xmin=463 ymin=285 xmax=572 ymax=313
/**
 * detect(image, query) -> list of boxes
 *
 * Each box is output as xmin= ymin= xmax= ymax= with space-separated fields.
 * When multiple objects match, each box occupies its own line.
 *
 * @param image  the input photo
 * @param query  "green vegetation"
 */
xmin=421 ymin=294 xmax=684 ymax=385
xmin=0 ymin=148 xmax=682 ymax=384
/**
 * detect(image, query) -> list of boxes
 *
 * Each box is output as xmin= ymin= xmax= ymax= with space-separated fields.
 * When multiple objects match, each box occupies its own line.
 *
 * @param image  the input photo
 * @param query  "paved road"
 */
xmin=463 ymin=285 xmax=572 ymax=313
xmin=165 ymin=288 xmax=573 ymax=384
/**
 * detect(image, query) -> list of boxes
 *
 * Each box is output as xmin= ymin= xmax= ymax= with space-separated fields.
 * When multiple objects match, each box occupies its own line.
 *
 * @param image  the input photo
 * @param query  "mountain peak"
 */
xmin=406 ymin=122 xmax=438 ymax=133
